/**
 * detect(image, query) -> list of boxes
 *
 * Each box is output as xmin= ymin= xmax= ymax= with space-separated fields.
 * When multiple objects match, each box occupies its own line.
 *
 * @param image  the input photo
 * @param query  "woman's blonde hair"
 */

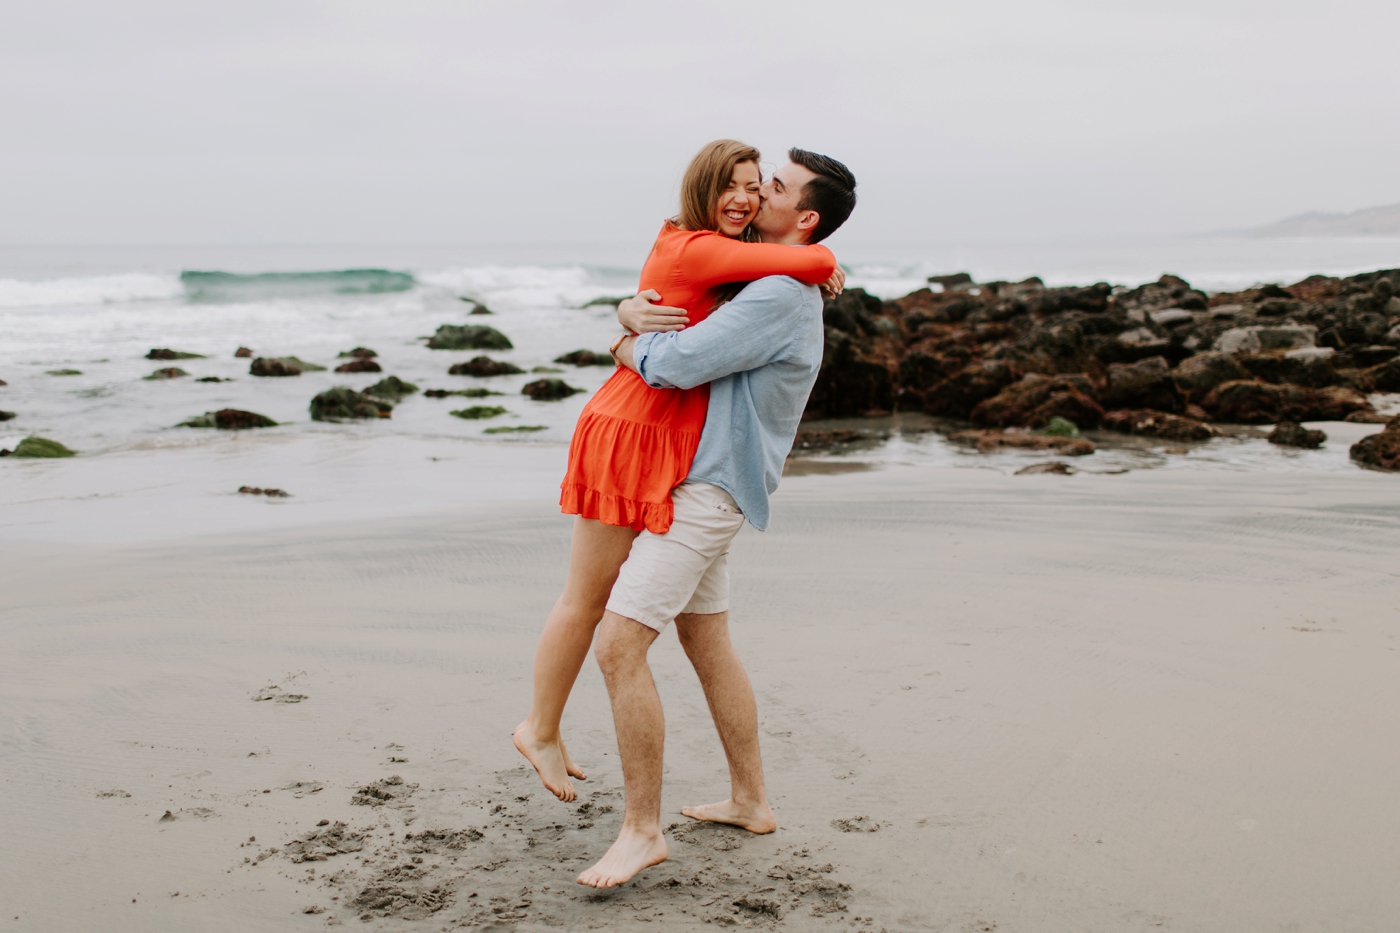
xmin=675 ymin=139 xmax=761 ymax=234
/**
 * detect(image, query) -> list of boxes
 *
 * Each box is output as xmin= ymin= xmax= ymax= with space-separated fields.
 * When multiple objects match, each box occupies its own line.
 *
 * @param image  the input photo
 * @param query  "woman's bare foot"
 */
xmin=680 ymin=798 xmax=777 ymax=834
xmin=560 ymin=741 xmax=587 ymax=782
xmin=513 ymin=721 xmax=576 ymax=802
xmin=576 ymin=827 xmax=667 ymax=888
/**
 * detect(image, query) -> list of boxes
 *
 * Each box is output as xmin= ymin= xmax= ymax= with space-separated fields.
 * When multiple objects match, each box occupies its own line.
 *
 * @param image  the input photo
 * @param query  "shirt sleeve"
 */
xmin=633 ymin=277 xmax=807 ymax=391
xmin=678 ymin=234 xmax=836 ymax=290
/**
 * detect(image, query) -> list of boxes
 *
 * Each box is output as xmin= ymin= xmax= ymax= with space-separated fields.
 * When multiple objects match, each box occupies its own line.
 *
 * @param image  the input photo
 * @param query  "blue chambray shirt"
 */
xmin=632 ymin=275 xmax=824 ymax=531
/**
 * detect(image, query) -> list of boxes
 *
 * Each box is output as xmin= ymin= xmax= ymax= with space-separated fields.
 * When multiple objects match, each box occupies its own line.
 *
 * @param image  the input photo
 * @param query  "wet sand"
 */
xmin=2 ymin=466 xmax=1399 ymax=932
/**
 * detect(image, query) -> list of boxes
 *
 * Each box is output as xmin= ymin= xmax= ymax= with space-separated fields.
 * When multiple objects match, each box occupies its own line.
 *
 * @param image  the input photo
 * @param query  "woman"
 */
xmin=515 ymin=140 xmax=839 ymax=802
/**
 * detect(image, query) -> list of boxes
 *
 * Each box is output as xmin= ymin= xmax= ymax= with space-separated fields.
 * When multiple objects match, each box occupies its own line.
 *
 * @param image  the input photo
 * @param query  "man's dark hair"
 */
xmin=788 ymin=148 xmax=857 ymax=244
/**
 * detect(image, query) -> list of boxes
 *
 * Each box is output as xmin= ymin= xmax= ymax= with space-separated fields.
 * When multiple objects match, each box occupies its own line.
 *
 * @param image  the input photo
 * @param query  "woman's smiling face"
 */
xmin=714 ymin=160 xmax=762 ymax=237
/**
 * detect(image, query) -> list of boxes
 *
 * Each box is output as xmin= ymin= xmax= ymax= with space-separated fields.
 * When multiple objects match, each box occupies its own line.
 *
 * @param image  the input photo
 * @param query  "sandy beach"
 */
xmin=3 ymin=464 xmax=1398 ymax=932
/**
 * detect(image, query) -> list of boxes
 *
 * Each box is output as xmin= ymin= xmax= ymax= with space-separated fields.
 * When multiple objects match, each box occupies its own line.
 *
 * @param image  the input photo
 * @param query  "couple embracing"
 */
xmin=513 ymin=140 xmax=857 ymax=888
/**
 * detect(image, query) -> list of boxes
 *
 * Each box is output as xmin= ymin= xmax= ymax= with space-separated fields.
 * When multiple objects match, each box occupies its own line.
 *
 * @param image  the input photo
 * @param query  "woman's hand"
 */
xmin=819 ymin=267 xmax=846 ymax=299
xmin=618 ymin=290 xmax=689 ymax=333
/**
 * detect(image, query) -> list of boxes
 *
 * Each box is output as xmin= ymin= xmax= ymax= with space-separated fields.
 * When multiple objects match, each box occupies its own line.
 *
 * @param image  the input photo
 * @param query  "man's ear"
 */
xmin=796 ymin=210 xmax=820 ymax=234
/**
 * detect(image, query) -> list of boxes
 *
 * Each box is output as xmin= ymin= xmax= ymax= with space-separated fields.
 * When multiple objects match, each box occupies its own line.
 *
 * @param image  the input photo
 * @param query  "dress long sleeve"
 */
xmin=675 ymin=234 xmax=836 ymax=290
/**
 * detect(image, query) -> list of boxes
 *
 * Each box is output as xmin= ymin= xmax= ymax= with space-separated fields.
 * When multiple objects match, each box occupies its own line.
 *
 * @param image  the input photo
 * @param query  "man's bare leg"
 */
xmin=674 ymin=611 xmax=776 ymax=834
xmin=515 ymin=518 xmax=638 ymax=802
xmin=577 ymin=611 xmax=669 ymax=888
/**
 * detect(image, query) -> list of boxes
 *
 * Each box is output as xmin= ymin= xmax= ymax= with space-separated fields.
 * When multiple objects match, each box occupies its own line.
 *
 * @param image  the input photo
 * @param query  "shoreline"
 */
xmin=3 ymin=466 xmax=1398 ymax=930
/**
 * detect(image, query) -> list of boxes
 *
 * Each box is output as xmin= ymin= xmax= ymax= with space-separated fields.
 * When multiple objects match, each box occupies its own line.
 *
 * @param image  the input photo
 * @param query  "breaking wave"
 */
xmin=180 ymin=268 xmax=416 ymax=301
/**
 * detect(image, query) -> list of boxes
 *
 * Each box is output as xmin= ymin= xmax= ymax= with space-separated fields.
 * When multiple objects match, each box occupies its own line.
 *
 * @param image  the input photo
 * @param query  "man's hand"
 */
xmin=618 ymin=289 xmax=689 ymax=333
xmin=819 ymin=267 xmax=845 ymax=299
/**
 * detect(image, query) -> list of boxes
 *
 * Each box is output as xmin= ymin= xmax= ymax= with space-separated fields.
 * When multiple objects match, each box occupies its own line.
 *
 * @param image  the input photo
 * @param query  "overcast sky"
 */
xmin=3 ymin=0 xmax=1398 ymax=251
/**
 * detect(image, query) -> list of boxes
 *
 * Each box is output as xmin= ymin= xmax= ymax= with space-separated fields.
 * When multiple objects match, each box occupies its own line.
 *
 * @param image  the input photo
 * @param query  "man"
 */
xmin=576 ymin=149 xmax=858 ymax=888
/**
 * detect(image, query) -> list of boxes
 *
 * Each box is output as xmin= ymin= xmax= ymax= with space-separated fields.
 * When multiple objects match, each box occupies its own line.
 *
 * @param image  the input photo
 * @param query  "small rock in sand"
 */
xmin=337 ymin=347 xmax=378 ymax=358
xmin=0 ymin=410 xmax=14 ymax=422
xmin=46 ymin=369 xmax=82 ymax=376
xmin=11 ymin=437 xmax=76 ymax=458
xmin=144 ymin=367 xmax=189 ymax=380
xmin=334 ymin=358 xmax=382 ymax=373
xmin=239 ymin=487 xmax=291 ymax=498
xmin=234 ymin=347 xmax=253 ymax=358
xmin=1016 ymin=461 xmax=1075 ymax=475
xmin=147 ymin=348 xmax=205 ymax=360
xmin=1268 ymin=422 xmax=1326 ymax=449
xmin=180 ymin=409 xmax=277 ymax=429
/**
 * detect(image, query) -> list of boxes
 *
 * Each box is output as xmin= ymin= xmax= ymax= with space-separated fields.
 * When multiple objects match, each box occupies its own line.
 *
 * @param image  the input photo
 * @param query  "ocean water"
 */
xmin=1 ymin=237 xmax=1397 ymax=542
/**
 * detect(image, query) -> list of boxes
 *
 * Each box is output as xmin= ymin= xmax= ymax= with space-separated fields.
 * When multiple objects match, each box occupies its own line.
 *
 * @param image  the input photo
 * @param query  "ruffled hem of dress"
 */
xmin=560 ymin=484 xmax=675 ymax=534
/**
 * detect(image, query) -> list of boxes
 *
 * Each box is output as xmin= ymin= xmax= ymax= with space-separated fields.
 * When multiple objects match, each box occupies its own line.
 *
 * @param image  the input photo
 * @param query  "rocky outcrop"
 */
xmin=448 ymin=357 xmax=524 ymax=377
xmin=1102 ymin=409 xmax=1218 ymax=441
xmin=807 ymin=268 xmax=1398 ymax=429
xmin=146 ymin=349 xmax=205 ymax=360
xmin=180 ymin=409 xmax=278 ymax=429
xmin=426 ymin=324 xmax=512 ymax=351
xmin=310 ymin=387 xmax=392 ymax=421
xmin=554 ymin=350 xmax=613 ymax=367
xmin=521 ymin=379 xmax=582 ymax=401
xmin=1268 ymin=422 xmax=1325 ymax=448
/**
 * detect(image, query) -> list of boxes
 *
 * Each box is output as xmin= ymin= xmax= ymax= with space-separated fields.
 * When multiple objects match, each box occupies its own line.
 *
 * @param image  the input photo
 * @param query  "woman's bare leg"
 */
xmin=515 ymin=517 xmax=638 ymax=802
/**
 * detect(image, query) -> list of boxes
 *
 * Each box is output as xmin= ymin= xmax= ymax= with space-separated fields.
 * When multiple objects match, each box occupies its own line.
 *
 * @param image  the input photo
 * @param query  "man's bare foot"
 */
xmin=513 ymin=721 xmax=575 ymax=802
xmin=680 ymin=798 xmax=777 ymax=834
xmin=560 ymin=741 xmax=587 ymax=782
xmin=576 ymin=827 xmax=667 ymax=888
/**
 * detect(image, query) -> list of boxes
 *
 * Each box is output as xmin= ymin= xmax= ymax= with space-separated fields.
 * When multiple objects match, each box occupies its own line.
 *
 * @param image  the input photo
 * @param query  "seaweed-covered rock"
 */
xmin=46 ymin=369 xmax=82 ymax=376
xmin=554 ymin=350 xmax=613 ymax=367
xmin=180 ymin=409 xmax=277 ymax=429
xmin=823 ymin=289 xmax=883 ymax=336
xmin=251 ymin=356 xmax=325 ymax=376
xmin=310 ymin=387 xmax=392 ymax=421
xmin=1102 ymin=409 xmax=1218 ymax=441
xmin=426 ymin=324 xmax=512 ymax=351
xmin=1102 ymin=356 xmax=1181 ymax=412
xmin=334 ymin=359 xmax=382 ymax=373
xmin=363 ymin=376 xmax=419 ymax=400
xmin=11 ymin=437 xmax=76 ymax=458
xmin=449 ymin=405 xmax=507 ymax=419
xmin=1268 ymin=422 xmax=1325 ymax=449
xmin=144 ymin=367 xmax=189 ymax=380
xmin=338 ymin=347 xmax=377 ymax=358
xmin=423 ymin=387 xmax=500 ymax=398
xmin=521 ymin=379 xmax=582 ymax=401
xmin=1173 ymin=352 xmax=1250 ymax=399
xmin=146 ymin=348 xmax=205 ymax=360
xmin=448 ymin=356 xmax=524 ymax=377
xmin=1350 ymin=419 xmax=1400 ymax=471
xmin=0 ymin=410 xmax=14 ymax=421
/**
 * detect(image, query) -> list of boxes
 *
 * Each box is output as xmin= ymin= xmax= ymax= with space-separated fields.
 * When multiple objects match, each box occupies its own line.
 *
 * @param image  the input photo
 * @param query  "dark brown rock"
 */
xmin=1173 ymin=352 xmax=1250 ymax=399
xmin=1201 ymin=380 xmax=1280 ymax=423
xmin=970 ymin=373 xmax=1102 ymax=428
xmin=448 ymin=356 xmax=524 ymax=377
xmin=1103 ymin=356 xmax=1181 ymax=412
xmin=1368 ymin=358 xmax=1400 ymax=392
xmin=1268 ymin=422 xmax=1325 ymax=449
xmin=250 ymin=357 xmax=301 ymax=377
xmin=1015 ymin=461 xmax=1075 ymax=475
xmin=146 ymin=348 xmax=204 ymax=360
xmin=1350 ymin=427 xmax=1400 ymax=471
xmin=1102 ymin=409 xmax=1218 ymax=441
xmin=554 ymin=350 xmax=612 ymax=367
xmin=234 ymin=347 xmax=253 ymax=358
xmin=334 ymin=359 xmax=382 ymax=373
xmin=806 ymin=328 xmax=895 ymax=417
xmin=920 ymin=361 xmax=1021 ymax=419
xmin=338 ymin=347 xmax=378 ymax=358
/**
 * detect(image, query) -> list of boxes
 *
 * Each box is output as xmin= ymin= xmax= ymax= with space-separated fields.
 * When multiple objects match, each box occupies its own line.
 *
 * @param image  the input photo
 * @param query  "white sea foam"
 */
xmin=0 ymin=273 xmax=184 ymax=309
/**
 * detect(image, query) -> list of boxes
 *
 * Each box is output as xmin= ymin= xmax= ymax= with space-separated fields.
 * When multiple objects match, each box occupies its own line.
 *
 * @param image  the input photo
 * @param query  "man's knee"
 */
xmin=594 ymin=611 xmax=657 ymax=676
xmin=675 ymin=611 xmax=729 ymax=658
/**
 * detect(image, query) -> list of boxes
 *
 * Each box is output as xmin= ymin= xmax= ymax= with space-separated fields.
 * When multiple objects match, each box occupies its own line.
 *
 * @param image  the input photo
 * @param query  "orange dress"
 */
xmin=561 ymin=222 xmax=837 ymax=533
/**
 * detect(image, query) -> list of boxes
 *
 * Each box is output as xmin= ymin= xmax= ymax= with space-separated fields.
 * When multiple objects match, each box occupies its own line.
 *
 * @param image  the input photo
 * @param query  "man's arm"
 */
xmin=613 ymin=277 xmax=806 ymax=390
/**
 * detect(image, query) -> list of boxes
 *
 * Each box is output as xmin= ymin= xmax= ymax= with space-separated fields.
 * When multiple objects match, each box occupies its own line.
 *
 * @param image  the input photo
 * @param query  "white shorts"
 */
xmin=606 ymin=483 xmax=746 ymax=632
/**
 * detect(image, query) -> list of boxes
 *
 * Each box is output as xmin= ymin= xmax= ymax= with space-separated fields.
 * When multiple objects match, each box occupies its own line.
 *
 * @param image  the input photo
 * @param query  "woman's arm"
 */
xmin=679 ymin=233 xmax=837 ymax=290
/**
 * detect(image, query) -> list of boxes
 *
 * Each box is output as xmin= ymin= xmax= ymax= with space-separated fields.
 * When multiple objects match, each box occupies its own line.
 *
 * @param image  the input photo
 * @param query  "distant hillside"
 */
xmin=1252 ymin=202 xmax=1400 ymax=237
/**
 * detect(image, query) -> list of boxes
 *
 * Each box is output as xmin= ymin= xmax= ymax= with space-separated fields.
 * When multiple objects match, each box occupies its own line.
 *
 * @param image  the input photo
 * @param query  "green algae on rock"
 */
xmin=11 ymin=437 xmax=76 ymax=457
xmin=363 ymin=376 xmax=419 ymax=400
xmin=146 ymin=349 xmax=206 ymax=360
xmin=450 ymin=406 xmax=507 ymax=420
xmin=46 ymin=369 xmax=82 ymax=376
xmin=483 ymin=425 xmax=548 ymax=434
xmin=426 ymin=324 xmax=513 ymax=351
xmin=521 ymin=379 xmax=582 ymax=401
xmin=310 ymin=386 xmax=392 ymax=422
